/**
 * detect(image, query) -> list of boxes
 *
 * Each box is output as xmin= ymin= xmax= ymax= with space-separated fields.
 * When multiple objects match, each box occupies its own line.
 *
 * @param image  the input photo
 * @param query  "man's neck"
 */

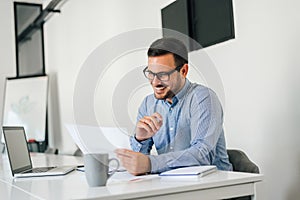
xmin=166 ymin=79 xmax=186 ymax=104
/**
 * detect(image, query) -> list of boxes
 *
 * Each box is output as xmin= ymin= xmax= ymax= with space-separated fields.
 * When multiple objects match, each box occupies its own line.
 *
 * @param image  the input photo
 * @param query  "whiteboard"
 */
xmin=2 ymin=76 xmax=48 ymax=142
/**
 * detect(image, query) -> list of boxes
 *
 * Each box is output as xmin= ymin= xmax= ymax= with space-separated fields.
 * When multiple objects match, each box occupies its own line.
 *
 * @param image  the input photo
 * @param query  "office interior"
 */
xmin=0 ymin=0 xmax=299 ymax=199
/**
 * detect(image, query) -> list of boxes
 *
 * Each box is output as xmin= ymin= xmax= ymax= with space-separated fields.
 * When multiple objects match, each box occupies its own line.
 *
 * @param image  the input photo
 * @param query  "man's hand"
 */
xmin=135 ymin=112 xmax=163 ymax=141
xmin=115 ymin=149 xmax=151 ymax=176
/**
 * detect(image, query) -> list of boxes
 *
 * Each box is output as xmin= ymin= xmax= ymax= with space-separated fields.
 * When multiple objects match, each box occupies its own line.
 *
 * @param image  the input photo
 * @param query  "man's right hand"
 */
xmin=135 ymin=112 xmax=163 ymax=141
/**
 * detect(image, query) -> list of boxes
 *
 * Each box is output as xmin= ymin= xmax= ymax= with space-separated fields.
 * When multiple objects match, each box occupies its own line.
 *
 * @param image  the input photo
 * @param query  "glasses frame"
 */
xmin=143 ymin=64 xmax=183 ymax=82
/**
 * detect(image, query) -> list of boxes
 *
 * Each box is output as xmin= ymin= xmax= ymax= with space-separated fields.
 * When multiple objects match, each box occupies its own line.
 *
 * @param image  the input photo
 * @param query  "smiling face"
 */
xmin=147 ymin=53 xmax=188 ymax=103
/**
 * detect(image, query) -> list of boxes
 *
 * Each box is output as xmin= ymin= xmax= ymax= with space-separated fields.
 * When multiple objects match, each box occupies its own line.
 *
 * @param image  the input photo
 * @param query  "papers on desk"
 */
xmin=159 ymin=165 xmax=217 ymax=180
xmin=65 ymin=124 xmax=131 ymax=155
xmin=76 ymin=166 xmax=126 ymax=173
xmin=77 ymin=167 xmax=158 ymax=183
xmin=109 ymin=171 xmax=159 ymax=183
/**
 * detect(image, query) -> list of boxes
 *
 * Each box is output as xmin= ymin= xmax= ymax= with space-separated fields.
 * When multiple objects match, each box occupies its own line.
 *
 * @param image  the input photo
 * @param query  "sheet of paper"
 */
xmin=65 ymin=124 xmax=131 ymax=155
xmin=109 ymin=171 xmax=159 ymax=183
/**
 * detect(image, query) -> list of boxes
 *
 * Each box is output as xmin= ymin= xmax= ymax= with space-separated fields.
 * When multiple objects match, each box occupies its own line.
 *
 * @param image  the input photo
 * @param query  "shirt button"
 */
xmin=170 ymin=127 xmax=174 ymax=131
xmin=170 ymin=146 xmax=173 ymax=150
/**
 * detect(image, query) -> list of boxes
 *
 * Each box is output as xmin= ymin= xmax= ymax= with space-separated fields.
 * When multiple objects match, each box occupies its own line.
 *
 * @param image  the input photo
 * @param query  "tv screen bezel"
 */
xmin=161 ymin=0 xmax=235 ymax=51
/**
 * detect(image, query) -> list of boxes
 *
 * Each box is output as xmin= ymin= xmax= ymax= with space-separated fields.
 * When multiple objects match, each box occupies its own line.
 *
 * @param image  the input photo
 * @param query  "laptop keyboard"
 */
xmin=24 ymin=167 xmax=56 ymax=173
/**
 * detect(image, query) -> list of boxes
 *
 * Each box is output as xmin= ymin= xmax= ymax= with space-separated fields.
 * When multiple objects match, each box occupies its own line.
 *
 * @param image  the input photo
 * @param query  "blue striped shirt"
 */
xmin=130 ymin=79 xmax=232 ymax=173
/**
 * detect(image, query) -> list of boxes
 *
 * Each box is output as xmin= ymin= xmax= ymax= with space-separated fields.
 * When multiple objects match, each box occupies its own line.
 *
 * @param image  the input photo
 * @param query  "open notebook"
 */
xmin=2 ymin=126 xmax=75 ymax=178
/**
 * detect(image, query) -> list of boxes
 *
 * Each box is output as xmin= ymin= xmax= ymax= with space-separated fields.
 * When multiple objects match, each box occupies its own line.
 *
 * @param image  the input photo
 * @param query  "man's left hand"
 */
xmin=115 ymin=149 xmax=151 ymax=176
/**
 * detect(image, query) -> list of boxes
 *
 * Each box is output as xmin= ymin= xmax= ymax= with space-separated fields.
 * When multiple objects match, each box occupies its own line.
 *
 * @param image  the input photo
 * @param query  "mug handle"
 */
xmin=108 ymin=158 xmax=120 ymax=178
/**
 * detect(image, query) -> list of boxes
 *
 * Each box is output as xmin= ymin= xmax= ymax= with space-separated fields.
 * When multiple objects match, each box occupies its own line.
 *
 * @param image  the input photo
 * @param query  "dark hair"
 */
xmin=147 ymin=38 xmax=188 ymax=66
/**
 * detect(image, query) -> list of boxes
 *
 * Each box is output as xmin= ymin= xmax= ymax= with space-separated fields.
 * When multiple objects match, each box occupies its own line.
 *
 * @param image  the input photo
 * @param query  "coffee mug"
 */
xmin=84 ymin=153 xmax=119 ymax=187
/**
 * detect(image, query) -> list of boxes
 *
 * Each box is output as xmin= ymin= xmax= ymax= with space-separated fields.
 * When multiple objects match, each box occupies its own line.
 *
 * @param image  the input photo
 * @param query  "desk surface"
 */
xmin=0 ymin=153 xmax=263 ymax=200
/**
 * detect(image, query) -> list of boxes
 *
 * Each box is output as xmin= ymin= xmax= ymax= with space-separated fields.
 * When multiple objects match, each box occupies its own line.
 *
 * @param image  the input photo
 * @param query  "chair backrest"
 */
xmin=227 ymin=149 xmax=259 ymax=174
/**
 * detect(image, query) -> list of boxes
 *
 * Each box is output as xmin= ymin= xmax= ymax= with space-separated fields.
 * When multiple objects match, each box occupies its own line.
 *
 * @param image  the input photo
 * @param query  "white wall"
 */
xmin=0 ymin=0 xmax=16 ymax=151
xmin=1 ymin=0 xmax=300 ymax=199
xmin=204 ymin=1 xmax=300 ymax=199
xmin=44 ymin=0 xmax=171 ymax=153
xmin=0 ymin=0 xmax=16 ymax=122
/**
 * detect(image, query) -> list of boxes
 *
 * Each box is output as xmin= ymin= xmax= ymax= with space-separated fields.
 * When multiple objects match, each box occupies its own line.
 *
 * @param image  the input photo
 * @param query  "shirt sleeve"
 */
xmin=130 ymin=136 xmax=153 ymax=155
xmin=130 ymin=96 xmax=154 ymax=155
xmin=149 ymin=88 xmax=224 ymax=173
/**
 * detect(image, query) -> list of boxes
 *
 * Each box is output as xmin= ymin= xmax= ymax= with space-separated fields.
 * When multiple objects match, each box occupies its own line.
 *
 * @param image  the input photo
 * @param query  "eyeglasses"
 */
xmin=143 ymin=65 xmax=183 ymax=82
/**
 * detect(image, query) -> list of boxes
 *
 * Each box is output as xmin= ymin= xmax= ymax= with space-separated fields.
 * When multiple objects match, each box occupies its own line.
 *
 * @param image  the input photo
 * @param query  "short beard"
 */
xmin=154 ymin=90 xmax=175 ymax=101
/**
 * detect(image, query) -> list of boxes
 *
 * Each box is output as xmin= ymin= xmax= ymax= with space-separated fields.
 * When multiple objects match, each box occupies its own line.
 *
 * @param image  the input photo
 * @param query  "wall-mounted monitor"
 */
xmin=161 ymin=0 xmax=235 ymax=51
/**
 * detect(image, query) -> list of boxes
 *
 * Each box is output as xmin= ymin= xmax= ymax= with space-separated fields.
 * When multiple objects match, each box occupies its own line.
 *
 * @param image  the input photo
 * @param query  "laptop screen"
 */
xmin=2 ymin=127 xmax=32 ymax=174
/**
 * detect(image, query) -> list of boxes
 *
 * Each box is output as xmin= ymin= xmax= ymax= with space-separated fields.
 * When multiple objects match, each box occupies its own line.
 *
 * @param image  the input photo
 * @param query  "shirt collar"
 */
xmin=175 ymin=78 xmax=191 ymax=100
xmin=168 ymin=79 xmax=191 ymax=106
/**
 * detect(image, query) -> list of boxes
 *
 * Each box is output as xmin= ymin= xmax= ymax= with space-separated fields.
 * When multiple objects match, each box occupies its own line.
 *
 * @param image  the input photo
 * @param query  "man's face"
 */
xmin=147 ymin=53 xmax=187 ymax=102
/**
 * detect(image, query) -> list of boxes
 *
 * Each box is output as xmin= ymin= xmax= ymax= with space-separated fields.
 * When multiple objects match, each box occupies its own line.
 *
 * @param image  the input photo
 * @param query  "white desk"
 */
xmin=0 ymin=153 xmax=263 ymax=200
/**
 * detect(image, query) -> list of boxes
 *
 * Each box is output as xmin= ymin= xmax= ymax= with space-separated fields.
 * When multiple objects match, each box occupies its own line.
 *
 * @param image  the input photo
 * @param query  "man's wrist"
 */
xmin=135 ymin=135 xmax=148 ymax=142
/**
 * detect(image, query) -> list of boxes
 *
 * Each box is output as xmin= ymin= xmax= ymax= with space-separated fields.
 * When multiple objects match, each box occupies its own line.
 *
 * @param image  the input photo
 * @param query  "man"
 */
xmin=115 ymin=38 xmax=232 ymax=175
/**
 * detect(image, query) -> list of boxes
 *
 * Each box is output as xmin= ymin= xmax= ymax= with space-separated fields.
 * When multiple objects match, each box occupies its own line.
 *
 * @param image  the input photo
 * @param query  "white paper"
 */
xmin=65 ymin=124 xmax=131 ymax=154
xmin=109 ymin=171 xmax=159 ymax=183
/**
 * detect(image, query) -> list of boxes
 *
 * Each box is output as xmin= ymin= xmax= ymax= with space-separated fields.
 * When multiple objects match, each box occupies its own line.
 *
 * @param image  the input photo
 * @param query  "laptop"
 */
xmin=2 ymin=126 xmax=75 ymax=178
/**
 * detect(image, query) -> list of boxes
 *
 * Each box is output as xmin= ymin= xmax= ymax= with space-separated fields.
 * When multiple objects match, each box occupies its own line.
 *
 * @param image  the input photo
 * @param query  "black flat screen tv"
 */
xmin=161 ymin=0 xmax=235 ymax=51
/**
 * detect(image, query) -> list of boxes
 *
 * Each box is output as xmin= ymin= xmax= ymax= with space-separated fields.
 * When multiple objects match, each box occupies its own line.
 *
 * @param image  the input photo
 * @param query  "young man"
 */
xmin=115 ymin=38 xmax=232 ymax=175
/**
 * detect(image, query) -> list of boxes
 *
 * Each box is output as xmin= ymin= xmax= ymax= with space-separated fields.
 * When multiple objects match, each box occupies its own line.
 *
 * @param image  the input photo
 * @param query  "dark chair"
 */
xmin=226 ymin=149 xmax=259 ymax=200
xmin=227 ymin=149 xmax=259 ymax=173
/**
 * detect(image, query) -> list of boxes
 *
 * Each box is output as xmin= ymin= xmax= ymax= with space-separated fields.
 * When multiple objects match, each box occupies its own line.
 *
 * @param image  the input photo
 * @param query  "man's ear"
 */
xmin=180 ymin=64 xmax=189 ymax=78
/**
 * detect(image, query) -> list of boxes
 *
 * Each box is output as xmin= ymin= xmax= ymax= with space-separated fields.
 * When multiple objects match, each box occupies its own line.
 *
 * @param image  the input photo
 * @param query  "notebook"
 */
xmin=159 ymin=165 xmax=217 ymax=179
xmin=2 ymin=126 xmax=75 ymax=178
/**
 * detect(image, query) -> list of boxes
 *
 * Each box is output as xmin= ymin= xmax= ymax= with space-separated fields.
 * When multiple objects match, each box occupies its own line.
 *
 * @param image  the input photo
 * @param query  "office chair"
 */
xmin=226 ymin=149 xmax=260 ymax=200
xmin=227 ymin=149 xmax=259 ymax=173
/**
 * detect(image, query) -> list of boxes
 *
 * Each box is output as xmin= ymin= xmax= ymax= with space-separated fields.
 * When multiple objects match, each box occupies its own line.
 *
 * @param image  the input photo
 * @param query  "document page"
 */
xmin=65 ymin=124 xmax=131 ymax=155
